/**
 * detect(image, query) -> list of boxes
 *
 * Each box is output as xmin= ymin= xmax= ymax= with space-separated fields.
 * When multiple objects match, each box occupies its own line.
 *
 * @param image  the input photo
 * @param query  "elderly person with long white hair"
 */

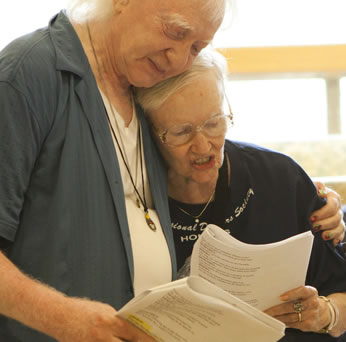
xmin=0 ymin=0 xmax=228 ymax=341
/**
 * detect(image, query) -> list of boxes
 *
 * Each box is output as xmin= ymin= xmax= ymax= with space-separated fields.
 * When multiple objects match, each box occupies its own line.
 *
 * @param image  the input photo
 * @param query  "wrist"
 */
xmin=318 ymin=296 xmax=339 ymax=334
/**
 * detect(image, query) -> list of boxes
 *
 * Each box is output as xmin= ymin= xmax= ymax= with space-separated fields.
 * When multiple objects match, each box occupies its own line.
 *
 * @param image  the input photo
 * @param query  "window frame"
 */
xmin=218 ymin=45 xmax=346 ymax=135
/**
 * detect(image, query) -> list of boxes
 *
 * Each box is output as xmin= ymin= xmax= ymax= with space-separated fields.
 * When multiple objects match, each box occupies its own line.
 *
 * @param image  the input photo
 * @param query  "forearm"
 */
xmin=327 ymin=292 xmax=346 ymax=337
xmin=0 ymin=250 xmax=74 ymax=340
xmin=0 ymin=251 xmax=150 ymax=342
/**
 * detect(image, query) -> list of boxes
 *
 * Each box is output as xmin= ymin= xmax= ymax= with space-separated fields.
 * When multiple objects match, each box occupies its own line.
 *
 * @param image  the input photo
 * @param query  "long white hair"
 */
xmin=66 ymin=0 xmax=232 ymax=25
xmin=65 ymin=0 xmax=114 ymax=23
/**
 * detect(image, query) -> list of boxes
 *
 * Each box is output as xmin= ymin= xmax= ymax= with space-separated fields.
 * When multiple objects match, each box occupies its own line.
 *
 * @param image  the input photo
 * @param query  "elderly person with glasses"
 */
xmin=135 ymin=50 xmax=346 ymax=341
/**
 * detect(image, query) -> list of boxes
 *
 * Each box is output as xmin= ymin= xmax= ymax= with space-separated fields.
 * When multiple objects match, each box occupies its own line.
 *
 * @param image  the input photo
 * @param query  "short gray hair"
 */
xmin=135 ymin=49 xmax=228 ymax=112
xmin=66 ymin=0 xmax=114 ymax=23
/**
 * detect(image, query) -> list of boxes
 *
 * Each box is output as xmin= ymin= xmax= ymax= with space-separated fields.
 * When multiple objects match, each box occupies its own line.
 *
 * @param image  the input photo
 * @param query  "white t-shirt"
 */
xmin=101 ymin=92 xmax=172 ymax=296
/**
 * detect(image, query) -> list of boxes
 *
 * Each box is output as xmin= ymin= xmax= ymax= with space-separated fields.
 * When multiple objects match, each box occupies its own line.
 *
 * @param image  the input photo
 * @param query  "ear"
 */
xmin=114 ymin=0 xmax=130 ymax=14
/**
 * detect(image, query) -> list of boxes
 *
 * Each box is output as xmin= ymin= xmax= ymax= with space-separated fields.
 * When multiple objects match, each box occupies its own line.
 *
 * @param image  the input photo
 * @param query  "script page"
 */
xmin=118 ymin=276 xmax=285 ymax=342
xmin=190 ymin=224 xmax=314 ymax=310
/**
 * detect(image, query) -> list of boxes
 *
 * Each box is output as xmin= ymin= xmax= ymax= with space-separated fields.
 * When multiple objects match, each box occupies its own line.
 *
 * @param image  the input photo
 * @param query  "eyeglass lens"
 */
xmin=164 ymin=115 xmax=230 ymax=146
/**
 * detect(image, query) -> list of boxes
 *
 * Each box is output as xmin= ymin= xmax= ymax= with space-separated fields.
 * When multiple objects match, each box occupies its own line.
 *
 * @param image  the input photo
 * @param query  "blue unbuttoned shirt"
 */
xmin=0 ymin=11 xmax=176 ymax=341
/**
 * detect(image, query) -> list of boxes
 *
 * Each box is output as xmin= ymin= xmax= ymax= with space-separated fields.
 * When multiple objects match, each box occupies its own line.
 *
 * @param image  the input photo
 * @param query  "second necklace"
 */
xmin=177 ymin=190 xmax=215 ymax=223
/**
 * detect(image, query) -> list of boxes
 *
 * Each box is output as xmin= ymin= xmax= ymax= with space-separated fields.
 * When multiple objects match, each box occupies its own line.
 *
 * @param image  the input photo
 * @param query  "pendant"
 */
xmin=195 ymin=218 xmax=199 ymax=223
xmin=145 ymin=211 xmax=156 ymax=231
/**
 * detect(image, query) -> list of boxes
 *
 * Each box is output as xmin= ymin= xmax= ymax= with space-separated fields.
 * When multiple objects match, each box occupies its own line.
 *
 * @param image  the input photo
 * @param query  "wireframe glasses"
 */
xmin=158 ymin=114 xmax=233 ymax=146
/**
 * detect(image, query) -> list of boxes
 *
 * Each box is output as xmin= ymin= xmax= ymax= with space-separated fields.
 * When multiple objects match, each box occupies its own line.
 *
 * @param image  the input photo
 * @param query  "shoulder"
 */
xmin=226 ymin=139 xmax=323 ymax=208
xmin=0 ymin=29 xmax=60 ymax=135
xmin=0 ymin=11 xmax=86 ymax=90
xmin=0 ymin=26 xmax=55 ymax=83
xmin=0 ymin=12 xmax=88 ymax=132
xmin=225 ymin=139 xmax=299 ymax=169
xmin=224 ymin=139 xmax=317 ymax=198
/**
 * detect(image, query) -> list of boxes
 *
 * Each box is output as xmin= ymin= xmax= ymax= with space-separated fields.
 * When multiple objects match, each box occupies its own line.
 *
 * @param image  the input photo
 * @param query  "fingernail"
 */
xmin=313 ymin=224 xmax=321 ymax=232
xmin=323 ymin=233 xmax=331 ymax=240
xmin=310 ymin=216 xmax=317 ymax=222
xmin=318 ymin=189 xmax=326 ymax=196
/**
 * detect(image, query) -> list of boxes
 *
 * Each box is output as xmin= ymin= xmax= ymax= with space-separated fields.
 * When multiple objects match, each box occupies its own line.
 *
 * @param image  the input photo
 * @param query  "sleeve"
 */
xmin=288 ymin=157 xmax=346 ymax=294
xmin=307 ymin=236 xmax=346 ymax=295
xmin=294 ymin=160 xmax=325 ymax=218
xmin=0 ymin=82 xmax=44 ymax=241
xmin=295 ymin=166 xmax=346 ymax=294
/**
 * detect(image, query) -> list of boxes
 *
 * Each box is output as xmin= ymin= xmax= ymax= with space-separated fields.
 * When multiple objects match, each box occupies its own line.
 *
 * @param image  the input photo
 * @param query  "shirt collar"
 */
xmin=49 ymin=10 xmax=88 ymax=78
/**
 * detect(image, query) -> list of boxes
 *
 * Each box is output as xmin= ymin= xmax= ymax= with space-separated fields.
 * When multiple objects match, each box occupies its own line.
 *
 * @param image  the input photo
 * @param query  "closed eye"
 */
xmin=171 ymin=125 xmax=193 ymax=136
xmin=191 ymin=44 xmax=202 ymax=55
xmin=163 ymin=23 xmax=188 ymax=41
xmin=191 ymin=42 xmax=208 ymax=56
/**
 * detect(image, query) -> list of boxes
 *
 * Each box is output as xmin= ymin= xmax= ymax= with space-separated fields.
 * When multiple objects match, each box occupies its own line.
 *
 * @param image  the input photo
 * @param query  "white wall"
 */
xmin=0 ymin=0 xmax=66 ymax=50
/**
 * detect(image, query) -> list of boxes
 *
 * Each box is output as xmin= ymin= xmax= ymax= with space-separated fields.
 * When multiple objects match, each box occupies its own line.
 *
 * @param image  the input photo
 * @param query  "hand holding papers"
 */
xmin=119 ymin=276 xmax=285 ymax=342
xmin=118 ymin=225 xmax=314 ymax=342
xmin=191 ymin=224 xmax=314 ymax=310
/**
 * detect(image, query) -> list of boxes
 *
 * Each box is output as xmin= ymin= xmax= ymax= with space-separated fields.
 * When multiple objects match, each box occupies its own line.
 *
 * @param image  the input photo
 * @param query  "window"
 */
xmin=226 ymin=78 xmax=327 ymax=142
xmin=341 ymin=78 xmax=346 ymax=135
xmin=215 ymin=0 xmax=346 ymax=143
xmin=215 ymin=0 xmax=346 ymax=190
xmin=215 ymin=0 xmax=346 ymax=48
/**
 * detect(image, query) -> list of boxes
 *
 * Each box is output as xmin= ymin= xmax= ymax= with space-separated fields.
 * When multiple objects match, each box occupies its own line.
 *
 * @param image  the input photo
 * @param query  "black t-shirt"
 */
xmin=170 ymin=140 xmax=257 ymax=271
xmin=169 ymin=197 xmax=216 ymax=270
xmin=169 ymin=140 xmax=346 ymax=342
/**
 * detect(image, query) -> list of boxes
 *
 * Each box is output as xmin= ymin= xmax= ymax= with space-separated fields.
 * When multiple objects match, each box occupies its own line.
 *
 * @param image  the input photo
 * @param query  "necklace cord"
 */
xmin=138 ymin=127 xmax=148 ymax=212
xmin=87 ymin=22 xmax=150 ymax=215
xmin=105 ymin=113 xmax=148 ymax=212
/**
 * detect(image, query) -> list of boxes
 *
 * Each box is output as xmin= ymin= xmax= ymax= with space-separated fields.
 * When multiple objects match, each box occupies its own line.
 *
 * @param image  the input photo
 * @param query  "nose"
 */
xmin=166 ymin=43 xmax=194 ymax=75
xmin=190 ymin=131 xmax=211 ymax=154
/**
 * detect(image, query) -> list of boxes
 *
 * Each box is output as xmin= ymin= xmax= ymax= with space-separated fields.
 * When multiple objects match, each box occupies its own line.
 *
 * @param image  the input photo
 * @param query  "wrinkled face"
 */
xmin=148 ymin=73 xmax=226 ymax=185
xmin=112 ymin=0 xmax=225 ymax=87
